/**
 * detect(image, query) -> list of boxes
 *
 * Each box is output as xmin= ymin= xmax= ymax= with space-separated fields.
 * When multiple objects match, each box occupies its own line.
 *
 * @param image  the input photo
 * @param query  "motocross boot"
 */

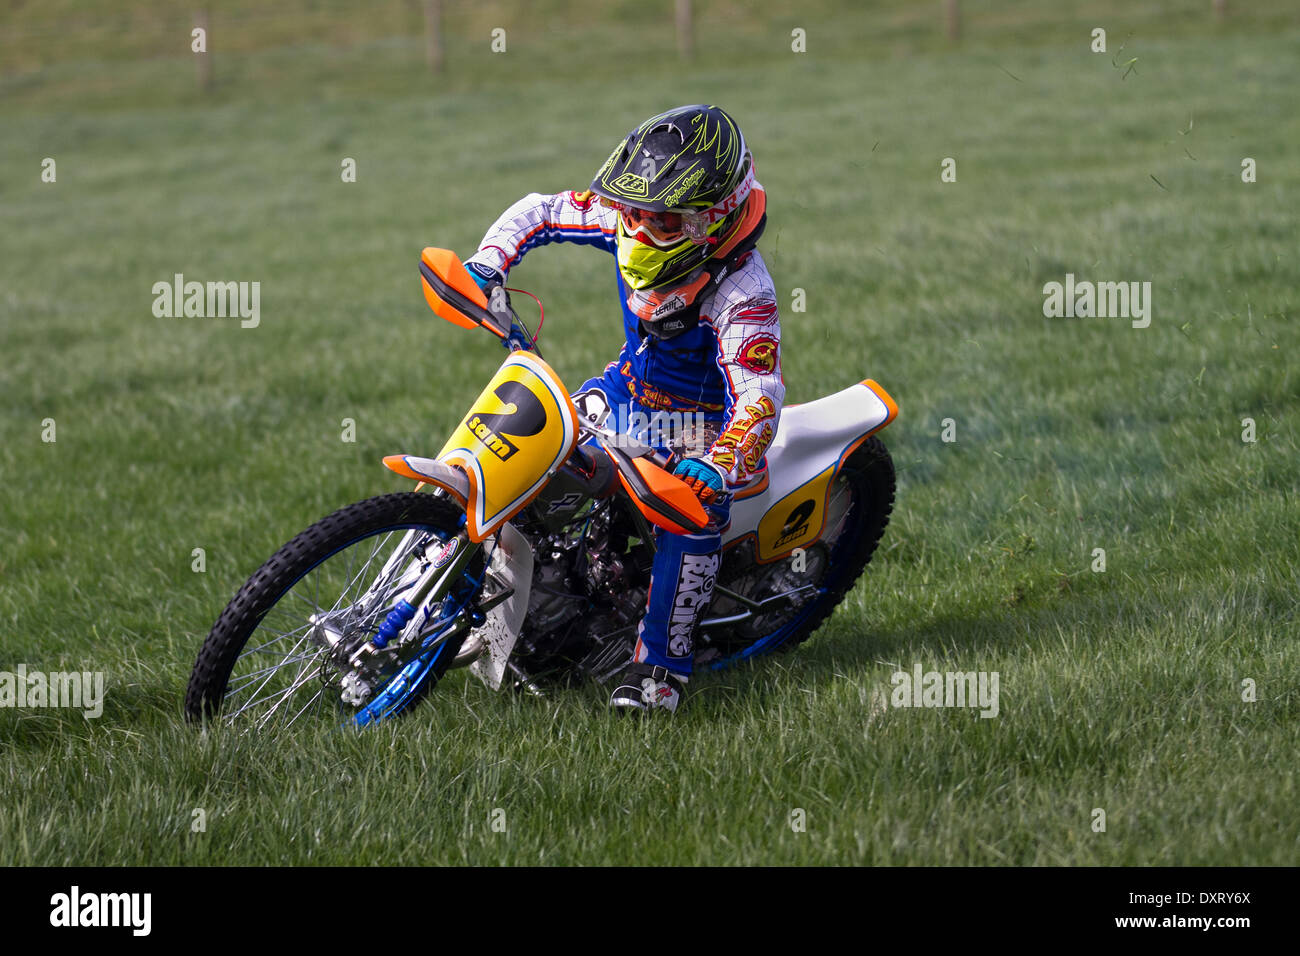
xmin=609 ymin=663 xmax=686 ymax=713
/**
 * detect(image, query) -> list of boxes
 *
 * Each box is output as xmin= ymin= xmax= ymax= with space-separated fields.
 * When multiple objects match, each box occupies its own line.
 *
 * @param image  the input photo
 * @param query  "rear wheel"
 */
xmin=706 ymin=436 xmax=895 ymax=664
xmin=184 ymin=492 xmax=483 ymax=730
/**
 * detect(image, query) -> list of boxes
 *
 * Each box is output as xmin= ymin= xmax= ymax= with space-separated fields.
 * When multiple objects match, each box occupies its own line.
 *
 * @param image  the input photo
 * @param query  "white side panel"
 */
xmin=468 ymin=522 xmax=533 ymax=691
xmin=724 ymin=381 xmax=892 ymax=543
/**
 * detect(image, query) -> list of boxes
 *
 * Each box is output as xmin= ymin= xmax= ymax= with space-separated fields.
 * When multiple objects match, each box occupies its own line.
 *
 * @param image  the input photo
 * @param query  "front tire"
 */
xmin=184 ymin=492 xmax=477 ymax=729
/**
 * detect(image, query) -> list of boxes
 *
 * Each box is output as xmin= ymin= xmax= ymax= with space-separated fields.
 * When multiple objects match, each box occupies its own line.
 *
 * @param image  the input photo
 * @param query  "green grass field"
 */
xmin=1 ymin=2 xmax=1297 ymax=865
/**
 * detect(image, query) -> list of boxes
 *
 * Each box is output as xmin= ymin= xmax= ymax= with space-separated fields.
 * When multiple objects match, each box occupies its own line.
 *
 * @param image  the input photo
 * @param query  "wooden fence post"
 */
xmin=676 ymin=0 xmax=693 ymax=60
xmin=944 ymin=0 xmax=960 ymax=42
xmin=424 ymin=0 xmax=444 ymax=74
xmin=195 ymin=9 xmax=212 ymax=92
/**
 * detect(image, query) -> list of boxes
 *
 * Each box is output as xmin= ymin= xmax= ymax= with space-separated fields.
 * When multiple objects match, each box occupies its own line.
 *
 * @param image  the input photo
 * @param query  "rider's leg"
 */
xmin=572 ymin=362 xmax=729 ymax=711
xmin=571 ymin=363 xmax=630 ymax=441
xmin=632 ymin=499 xmax=728 ymax=675
xmin=610 ymin=492 xmax=729 ymax=712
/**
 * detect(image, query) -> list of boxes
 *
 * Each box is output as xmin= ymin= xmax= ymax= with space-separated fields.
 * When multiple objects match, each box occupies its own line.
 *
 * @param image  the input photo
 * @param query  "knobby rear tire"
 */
xmin=717 ymin=435 xmax=896 ymax=663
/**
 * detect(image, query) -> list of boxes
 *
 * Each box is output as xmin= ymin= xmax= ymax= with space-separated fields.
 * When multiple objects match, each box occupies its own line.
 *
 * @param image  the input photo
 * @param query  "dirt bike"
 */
xmin=184 ymin=248 xmax=898 ymax=729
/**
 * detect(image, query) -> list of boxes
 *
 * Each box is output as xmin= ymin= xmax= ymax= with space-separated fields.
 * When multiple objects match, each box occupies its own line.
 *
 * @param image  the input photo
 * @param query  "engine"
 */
xmin=516 ymin=500 xmax=652 ymax=681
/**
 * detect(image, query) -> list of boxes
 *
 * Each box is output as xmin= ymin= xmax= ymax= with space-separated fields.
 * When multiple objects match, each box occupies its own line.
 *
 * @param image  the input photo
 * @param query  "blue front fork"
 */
xmin=349 ymin=537 xmax=493 ymax=727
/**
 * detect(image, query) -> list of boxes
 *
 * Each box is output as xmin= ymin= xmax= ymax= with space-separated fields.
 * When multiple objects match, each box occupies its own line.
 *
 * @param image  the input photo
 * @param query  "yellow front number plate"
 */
xmin=438 ymin=352 xmax=578 ymax=541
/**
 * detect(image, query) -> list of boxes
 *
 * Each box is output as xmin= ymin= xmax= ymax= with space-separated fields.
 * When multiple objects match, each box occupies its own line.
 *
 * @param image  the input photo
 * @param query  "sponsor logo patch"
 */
xmin=738 ymin=333 xmax=779 ymax=374
xmin=568 ymin=189 xmax=595 ymax=210
xmin=729 ymin=298 xmax=779 ymax=326
xmin=465 ymin=261 xmax=500 ymax=284
xmin=668 ymin=552 xmax=719 ymax=657
xmin=572 ymin=388 xmax=612 ymax=427
xmin=711 ymin=396 xmax=777 ymax=474
xmin=618 ymin=362 xmax=725 ymax=413
xmin=431 ymin=536 xmax=460 ymax=569
xmin=651 ymin=293 xmax=687 ymax=319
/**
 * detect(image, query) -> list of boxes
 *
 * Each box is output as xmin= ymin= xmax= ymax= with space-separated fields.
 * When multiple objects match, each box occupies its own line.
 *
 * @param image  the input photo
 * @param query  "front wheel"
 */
xmin=184 ymin=492 xmax=483 ymax=730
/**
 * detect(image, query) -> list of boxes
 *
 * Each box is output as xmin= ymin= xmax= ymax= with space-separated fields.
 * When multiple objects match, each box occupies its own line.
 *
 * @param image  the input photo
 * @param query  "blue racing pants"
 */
xmin=572 ymin=362 xmax=729 ymax=677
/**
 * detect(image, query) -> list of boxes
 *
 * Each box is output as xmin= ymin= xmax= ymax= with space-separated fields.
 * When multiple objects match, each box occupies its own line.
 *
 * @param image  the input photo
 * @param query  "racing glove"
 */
xmin=466 ymin=261 xmax=529 ymax=351
xmin=466 ymin=262 xmax=511 ymax=316
xmin=673 ymin=457 xmax=725 ymax=506
xmin=466 ymin=261 xmax=505 ymax=295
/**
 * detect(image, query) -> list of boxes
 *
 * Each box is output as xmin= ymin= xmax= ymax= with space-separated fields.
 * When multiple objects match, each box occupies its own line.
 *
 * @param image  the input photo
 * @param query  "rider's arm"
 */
xmin=701 ymin=255 xmax=786 ymax=487
xmin=464 ymin=190 xmax=617 ymax=279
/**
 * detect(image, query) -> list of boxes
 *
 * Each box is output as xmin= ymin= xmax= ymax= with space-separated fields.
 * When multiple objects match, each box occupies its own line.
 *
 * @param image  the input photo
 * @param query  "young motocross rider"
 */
xmin=462 ymin=105 xmax=783 ymax=713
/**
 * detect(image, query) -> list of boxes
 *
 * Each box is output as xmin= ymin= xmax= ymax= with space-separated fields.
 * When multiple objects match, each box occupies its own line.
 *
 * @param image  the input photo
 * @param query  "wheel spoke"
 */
xmin=240 ymin=621 xmax=314 ymax=657
xmin=224 ymin=633 xmax=314 ymax=718
xmin=201 ymin=511 xmax=472 ymax=731
xmin=284 ymin=686 xmax=328 ymax=728
xmin=251 ymin=664 xmax=324 ymax=730
xmin=226 ymin=646 xmax=325 ymax=693
xmin=325 ymin=531 xmax=403 ymax=617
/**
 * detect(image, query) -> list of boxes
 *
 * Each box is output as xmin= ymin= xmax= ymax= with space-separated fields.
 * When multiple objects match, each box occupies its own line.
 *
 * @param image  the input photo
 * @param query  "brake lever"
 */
xmin=490 ymin=291 xmax=542 ymax=357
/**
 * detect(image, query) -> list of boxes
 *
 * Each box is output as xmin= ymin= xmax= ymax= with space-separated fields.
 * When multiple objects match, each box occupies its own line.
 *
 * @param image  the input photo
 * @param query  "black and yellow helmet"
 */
xmin=590 ymin=105 xmax=759 ymax=292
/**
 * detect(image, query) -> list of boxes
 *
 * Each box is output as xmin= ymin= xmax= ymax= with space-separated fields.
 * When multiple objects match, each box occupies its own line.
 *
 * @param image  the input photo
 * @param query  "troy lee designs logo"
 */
xmin=663 ymin=168 xmax=705 ymax=207
xmin=668 ymin=552 xmax=719 ymax=657
xmin=711 ymin=396 xmax=776 ymax=475
xmin=612 ymin=172 xmax=649 ymax=196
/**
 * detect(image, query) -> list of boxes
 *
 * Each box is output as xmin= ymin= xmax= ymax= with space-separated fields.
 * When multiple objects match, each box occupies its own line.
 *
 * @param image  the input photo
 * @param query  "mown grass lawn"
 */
xmin=1 ymin=8 xmax=1296 ymax=864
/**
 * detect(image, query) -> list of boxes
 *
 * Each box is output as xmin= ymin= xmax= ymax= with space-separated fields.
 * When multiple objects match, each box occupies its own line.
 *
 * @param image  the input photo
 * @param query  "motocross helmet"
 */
xmin=590 ymin=105 xmax=764 ymax=300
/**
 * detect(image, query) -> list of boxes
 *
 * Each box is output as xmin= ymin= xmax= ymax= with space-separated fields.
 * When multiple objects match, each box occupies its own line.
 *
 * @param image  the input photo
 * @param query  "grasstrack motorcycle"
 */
xmin=184 ymin=249 xmax=899 ymax=729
